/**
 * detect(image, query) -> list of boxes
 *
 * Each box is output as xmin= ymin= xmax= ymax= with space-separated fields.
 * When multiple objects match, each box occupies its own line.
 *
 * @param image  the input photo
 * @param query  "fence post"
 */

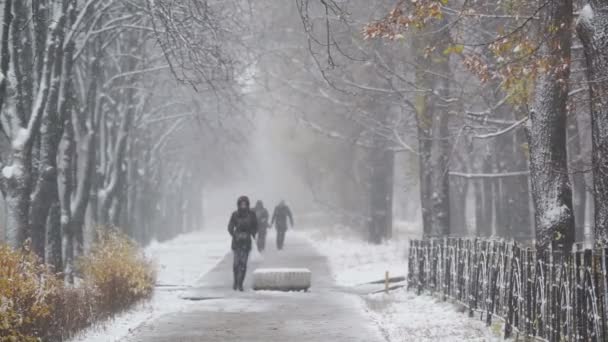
xmin=407 ymin=240 xmax=413 ymax=290
xmin=532 ymin=251 xmax=539 ymax=337
xmin=568 ymin=249 xmax=575 ymax=342
xmin=469 ymin=238 xmax=479 ymax=317
xmin=591 ymin=248 xmax=601 ymax=342
xmin=549 ymin=250 xmax=557 ymax=341
xmin=575 ymin=249 xmax=584 ymax=341
xmin=418 ymin=240 xmax=425 ymax=295
xmin=486 ymin=241 xmax=497 ymax=326
xmin=444 ymin=238 xmax=448 ymax=300
xmin=601 ymin=248 xmax=608 ymax=342
xmin=504 ymin=242 xmax=516 ymax=338
xmin=430 ymin=240 xmax=435 ymax=293
xmin=457 ymin=238 xmax=463 ymax=301
xmin=582 ymin=249 xmax=591 ymax=341
xmin=525 ymin=248 xmax=533 ymax=336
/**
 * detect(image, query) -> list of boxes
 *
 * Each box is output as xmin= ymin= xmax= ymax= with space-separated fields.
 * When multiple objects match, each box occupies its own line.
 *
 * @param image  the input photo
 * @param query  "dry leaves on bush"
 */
xmin=0 ymin=244 xmax=61 ymax=341
xmin=78 ymin=229 xmax=156 ymax=314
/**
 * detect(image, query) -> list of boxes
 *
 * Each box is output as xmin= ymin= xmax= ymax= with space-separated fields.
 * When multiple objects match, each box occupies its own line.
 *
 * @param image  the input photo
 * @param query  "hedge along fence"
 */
xmin=407 ymin=238 xmax=608 ymax=342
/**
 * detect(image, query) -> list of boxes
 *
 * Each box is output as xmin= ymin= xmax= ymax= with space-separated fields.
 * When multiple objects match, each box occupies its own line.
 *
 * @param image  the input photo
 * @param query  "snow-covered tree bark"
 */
xmin=567 ymin=109 xmax=587 ymax=242
xmin=98 ymin=92 xmax=136 ymax=226
xmin=30 ymin=0 xmax=71 ymax=258
xmin=45 ymin=189 xmax=62 ymax=271
xmin=0 ymin=0 xmax=12 ymax=118
xmin=527 ymin=0 xmax=575 ymax=254
xmin=3 ymin=0 xmax=69 ymax=250
xmin=414 ymin=27 xmax=451 ymax=238
xmin=576 ymin=1 xmax=608 ymax=246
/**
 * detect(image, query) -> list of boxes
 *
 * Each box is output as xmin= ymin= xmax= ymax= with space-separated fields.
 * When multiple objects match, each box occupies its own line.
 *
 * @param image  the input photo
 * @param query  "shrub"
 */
xmin=78 ymin=229 xmax=156 ymax=314
xmin=43 ymin=285 xmax=97 ymax=341
xmin=0 ymin=230 xmax=156 ymax=341
xmin=0 ymin=244 xmax=61 ymax=342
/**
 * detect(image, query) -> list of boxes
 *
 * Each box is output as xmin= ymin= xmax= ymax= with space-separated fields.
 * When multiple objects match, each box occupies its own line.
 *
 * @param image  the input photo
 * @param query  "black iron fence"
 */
xmin=407 ymin=238 xmax=608 ymax=341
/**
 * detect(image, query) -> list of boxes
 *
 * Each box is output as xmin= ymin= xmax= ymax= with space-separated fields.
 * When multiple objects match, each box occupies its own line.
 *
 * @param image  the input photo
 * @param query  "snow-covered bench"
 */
xmin=252 ymin=268 xmax=311 ymax=291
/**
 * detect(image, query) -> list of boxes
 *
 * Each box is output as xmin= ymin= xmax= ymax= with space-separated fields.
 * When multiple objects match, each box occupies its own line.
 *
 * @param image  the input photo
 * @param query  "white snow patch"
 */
xmin=2 ymin=164 xmax=23 ymax=179
xmin=302 ymin=225 xmax=407 ymax=286
xmin=366 ymin=290 xmax=499 ymax=342
xmin=524 ymin=117 xmax=532 ymax=131
xmin=69 ymin=227 xmax=230 ymax=342
xmin=512 ymin=44 xmax=522 ymax=53
xmin=12 ymin=128 xmax=29 ymax=150
xmin=60 ymin=214 xmax=69 ymax=225
xmin=188 ymin=298 xmax=274 ymax=313
xmin=145 ymin=229 xmax=229 ymax=286
xmin=580 ymin=4 xmax=594 ymax=22
xmin=541 ymin=203 xmax=569 ymax=228
xmin=254 ymin=268 xmax=311 ymax=274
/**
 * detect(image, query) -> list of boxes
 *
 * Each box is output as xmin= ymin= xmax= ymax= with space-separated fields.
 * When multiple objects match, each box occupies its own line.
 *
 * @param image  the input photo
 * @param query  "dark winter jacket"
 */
xmin=228 ymin=196 xmax=258 ymax=251
xmin=254 ymin=204 xmax=270 ymax=230
xmin=271 ymin=203 xmax=293 ymax=230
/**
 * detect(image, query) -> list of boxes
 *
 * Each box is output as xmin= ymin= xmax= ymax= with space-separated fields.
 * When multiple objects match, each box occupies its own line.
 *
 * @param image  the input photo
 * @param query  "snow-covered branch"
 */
xmin=473 ymin=116 xmax=528 ymax=139
xmin=449 ymin=171 xmax=530 ymax=179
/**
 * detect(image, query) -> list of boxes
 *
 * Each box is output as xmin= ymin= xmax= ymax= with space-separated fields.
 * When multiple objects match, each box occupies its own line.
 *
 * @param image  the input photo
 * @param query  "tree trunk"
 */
xmin=474 ymin=179 xmax=487 ymax=236
xmin=528 ymin=0 xmax=575 ymax=254
xmin=567 ymin=111 xmax=586 ymax=242
xmin=45 ymin=193 xmax=62 ymax=272
xmin=5 ymin=170 xmax=32 ymax=248
xmin=414 ymin=22 xmax=451 ymax=237
xmin=369 ymin=147 xmax=394 ymax=243
xmin=480 ymin=156 xmax=494 ymax=236
xmin=449 ymin=175 xmax=468 ymax=236
xmin=31 ymin=1 xmax=72 ymax=258
xmin=30 ymin=56 xmax=67 ymax=257
xmin=513 ymin=127 xmax=532 ymax=241
xmin=417 ymin=130 xmax=432 ymax=234
xmin=59 ymin=117 xmax=75 ymax=281
xmin=576 ymin=1 xmax=608 ymax=246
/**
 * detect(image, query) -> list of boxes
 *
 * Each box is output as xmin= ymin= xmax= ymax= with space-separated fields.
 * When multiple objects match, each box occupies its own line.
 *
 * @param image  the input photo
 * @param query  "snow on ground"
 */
xmin=365 ymin=290 xmax=497 ymax=342
xmin=302 ymin=225 xmax=408 ymax=286
xmin=303 ymin=223 xmax=501 ymax=342
xmin=69 ymin=226 xmax=230 ymax=342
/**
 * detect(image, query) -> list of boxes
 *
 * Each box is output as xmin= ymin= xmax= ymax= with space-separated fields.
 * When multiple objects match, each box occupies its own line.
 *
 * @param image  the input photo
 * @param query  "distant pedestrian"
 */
xmin=253 ymin=200 xmax=270 ymax=252
xmin=271 ymin=200 xmax=293 ymax=250
xmin=228 ymin=196 xmax=258 ymax=291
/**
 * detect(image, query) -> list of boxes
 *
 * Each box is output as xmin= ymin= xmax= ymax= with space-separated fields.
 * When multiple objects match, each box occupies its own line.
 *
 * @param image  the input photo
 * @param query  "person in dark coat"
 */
xmin=253 ymin=200 xmax=270 ymax=252
xmin=271 ymin=200 xmax=293 ymax=250
xmin=227 ymin=196 xmax=258 ymax=291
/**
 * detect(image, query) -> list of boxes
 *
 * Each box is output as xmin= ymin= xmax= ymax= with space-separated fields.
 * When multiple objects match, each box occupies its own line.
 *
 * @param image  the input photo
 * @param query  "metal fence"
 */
xmin=407 ymin=238 xmax=608 ymax=341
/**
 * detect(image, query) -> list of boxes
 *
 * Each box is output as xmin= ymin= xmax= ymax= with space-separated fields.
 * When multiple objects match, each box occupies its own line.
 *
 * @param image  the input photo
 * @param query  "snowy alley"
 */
xmin=70 ymin=223 xmax=496 ymax=342
xmin=2 ymin=1 xmax=607 ymax=341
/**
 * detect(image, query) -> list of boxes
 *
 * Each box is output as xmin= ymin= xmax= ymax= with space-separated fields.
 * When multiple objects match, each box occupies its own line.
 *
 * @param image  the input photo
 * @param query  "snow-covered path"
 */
xmin=70 ymin=228 xmax=230 ymax=342
xmin=122 ymin=234 xmax=385 ymax=341
xmin=73 ymin=225 xmax=497 ymax=342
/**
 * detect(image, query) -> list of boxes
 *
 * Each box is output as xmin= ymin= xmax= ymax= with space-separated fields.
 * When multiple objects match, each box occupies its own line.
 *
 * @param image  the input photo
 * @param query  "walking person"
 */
xmin=271 ymin=200 xmax=293 ymax=250
xmin=253 ymin=200 xmax=270 ymax=252
xmin=228 ymin=196 xmax=258 ymax=291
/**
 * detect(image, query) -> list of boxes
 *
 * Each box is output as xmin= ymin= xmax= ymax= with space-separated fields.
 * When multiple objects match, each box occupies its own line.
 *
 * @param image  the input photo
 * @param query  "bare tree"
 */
xmin=527 ymin=0 xmax=575 ymax=253
xmin=577 ymin=0 xmax=608 ymax=246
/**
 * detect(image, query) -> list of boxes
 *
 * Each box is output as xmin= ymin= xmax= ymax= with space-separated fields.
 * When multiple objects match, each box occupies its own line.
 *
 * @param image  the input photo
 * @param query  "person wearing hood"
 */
xmin=227 ymin=196 xmax=258 ymax=291
xmin=253 ymin=200 xmax=270 ymax=252
xmin=271 ymin=200 xmax=293 ymax=250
